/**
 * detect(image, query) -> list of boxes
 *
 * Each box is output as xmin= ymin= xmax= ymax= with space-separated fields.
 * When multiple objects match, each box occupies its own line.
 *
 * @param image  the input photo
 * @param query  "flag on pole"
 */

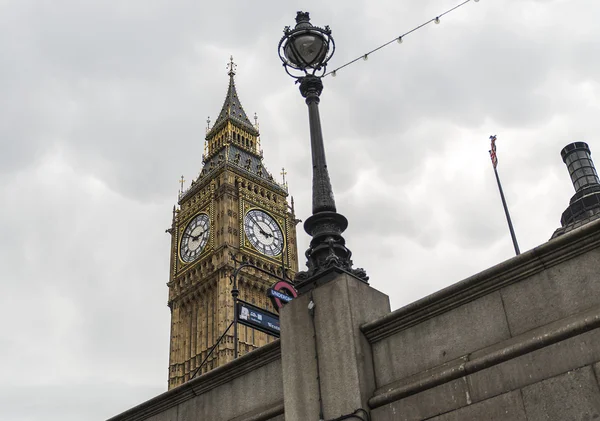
xmin=487 ymin=134 xmax=520 ymax=255
xmin=489 ymin=135 xmax=498 ymax=168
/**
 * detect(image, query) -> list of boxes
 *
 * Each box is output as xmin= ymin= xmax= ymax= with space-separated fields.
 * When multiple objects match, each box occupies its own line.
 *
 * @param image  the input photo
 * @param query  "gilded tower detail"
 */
xmin=166 ymin=60 xmax=299 ymax=390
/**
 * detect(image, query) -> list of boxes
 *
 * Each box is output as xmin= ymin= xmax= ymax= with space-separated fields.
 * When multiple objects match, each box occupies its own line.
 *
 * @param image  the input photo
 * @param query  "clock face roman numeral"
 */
xmin=180 ymin=213 xmax=211 ymax=263
xmin=243 ymin=209 xmax=284 ymax=257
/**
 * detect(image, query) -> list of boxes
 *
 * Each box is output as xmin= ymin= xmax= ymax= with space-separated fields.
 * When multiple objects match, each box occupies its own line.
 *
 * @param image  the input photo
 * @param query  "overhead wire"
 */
xmin=325 ymin=0 xmax=478 ymax=78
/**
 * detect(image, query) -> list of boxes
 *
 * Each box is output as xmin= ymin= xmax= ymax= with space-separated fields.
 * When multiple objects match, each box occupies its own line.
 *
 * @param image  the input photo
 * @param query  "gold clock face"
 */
xmin=243 ymin=209 xmax=284 ymax=256
xmin=180 ymin=213 xmax=210 ymax=263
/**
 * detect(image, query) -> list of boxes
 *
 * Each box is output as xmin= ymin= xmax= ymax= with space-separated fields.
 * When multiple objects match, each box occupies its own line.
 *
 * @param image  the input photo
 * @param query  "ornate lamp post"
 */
xmin=278 ymin=11 xmax=368 ymax=293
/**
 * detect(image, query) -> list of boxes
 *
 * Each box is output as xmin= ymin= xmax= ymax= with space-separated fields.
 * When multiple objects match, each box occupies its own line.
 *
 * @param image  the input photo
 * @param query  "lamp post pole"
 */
xmin=300 ymin=76 xmax=334 ymax=214
xmin=278 ymin=12 xmax=368 ymax=292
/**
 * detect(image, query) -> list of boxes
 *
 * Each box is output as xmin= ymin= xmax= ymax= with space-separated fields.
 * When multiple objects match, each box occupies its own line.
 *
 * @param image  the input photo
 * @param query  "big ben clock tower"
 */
xmin=166 ymin=58 xmax=299 ymax=390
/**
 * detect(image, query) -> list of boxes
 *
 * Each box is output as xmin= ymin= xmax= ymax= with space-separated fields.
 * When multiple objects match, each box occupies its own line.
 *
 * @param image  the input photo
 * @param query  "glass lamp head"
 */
xmin=284 ymin=32 xmax=327 ymax=69
xmin=278 ymin=11 xmax=335 ymax=78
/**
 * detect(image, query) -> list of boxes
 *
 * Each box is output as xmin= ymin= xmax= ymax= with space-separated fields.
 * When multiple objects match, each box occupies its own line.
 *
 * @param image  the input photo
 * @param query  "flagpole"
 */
xmin=489 ymin=135 xmax=520 ymax=256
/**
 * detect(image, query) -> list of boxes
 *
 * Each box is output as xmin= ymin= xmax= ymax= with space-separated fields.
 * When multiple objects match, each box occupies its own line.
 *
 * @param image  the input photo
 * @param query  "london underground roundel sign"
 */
xmin=267 ymin=280 xmax=298 ymax=313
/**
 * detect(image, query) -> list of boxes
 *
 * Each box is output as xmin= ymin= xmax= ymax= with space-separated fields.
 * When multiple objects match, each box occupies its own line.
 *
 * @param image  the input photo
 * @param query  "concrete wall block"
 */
xmin=372 ymin=292 xmax=510 ymax=387
xmin=522 ymin=366 xmax=600 ymax=421
xmin=228 ymin=360 xmax=283 ymax=418
xmin=280 ymin=291 xmax=321 ymax=421
xmin=426 ymin=391 xmax=527 ymax=421
xmin=371 ymin=378 xmax=469 ymax=421
xmin=227 ymin=401 xmax=284 ymax=421
xmin=501 ymin=247 xmax=600 ymax=336
xmin=314 ymin=274 xmax=390 ymax=418
xmin=314 ymin=277 xmax=362 ymax=413
xmin=344 ymin=274 xmax=391 ymax=325
xmin=468 ymin=327 xmax=600 ymax=403
xmin=176 ymin=392 xmax=205 ymax=420
xmin=594 ymin=362 xmax=600 ymax=388
xmin=145 ymin=406 xmax=178 ymax=421
xmin=177 ymin=359 xmax=283 ymax=421
xmin=281 ymin=274 xmax=390 ymax=421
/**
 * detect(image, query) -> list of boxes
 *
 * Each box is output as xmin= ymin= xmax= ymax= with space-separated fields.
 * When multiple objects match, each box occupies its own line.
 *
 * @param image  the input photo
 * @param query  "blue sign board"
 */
xmin=236 ymin=300 xmax=281 ymax=337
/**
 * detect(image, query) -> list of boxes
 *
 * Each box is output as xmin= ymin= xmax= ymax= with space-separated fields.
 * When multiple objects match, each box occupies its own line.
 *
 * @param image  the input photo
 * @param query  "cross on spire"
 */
xmin=281 ymin=167 xmax=287 ymax=185
xmin=227 ymin=55 xmax=237 ymax=77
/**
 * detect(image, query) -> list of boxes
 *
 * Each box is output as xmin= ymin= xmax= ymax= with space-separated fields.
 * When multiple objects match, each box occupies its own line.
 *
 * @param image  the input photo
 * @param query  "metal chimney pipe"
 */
xmin=557 ymin=142 xmax=600 ymax=230
xmin=561 ymin=142 xmax=600 ymax=193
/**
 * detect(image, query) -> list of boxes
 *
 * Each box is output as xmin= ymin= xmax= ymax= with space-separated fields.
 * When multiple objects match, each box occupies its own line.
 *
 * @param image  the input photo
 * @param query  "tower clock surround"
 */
xmin=243 ymin=209 xmax=285 ymax=257
xmin=179 ymin=213 xmax=210 ymax=263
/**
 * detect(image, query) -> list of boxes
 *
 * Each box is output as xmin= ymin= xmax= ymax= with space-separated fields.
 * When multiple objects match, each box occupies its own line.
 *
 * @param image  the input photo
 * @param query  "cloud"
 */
xmin=0 ymin=382 xmax=163 ymax=421
xmin=2 ymin=0 xmax=600 ymax=419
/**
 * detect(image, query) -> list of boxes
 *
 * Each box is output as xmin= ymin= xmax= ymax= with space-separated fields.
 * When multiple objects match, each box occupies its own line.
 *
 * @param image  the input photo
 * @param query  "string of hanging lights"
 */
xmin=327 ymin=0 xmax=479 ymax=78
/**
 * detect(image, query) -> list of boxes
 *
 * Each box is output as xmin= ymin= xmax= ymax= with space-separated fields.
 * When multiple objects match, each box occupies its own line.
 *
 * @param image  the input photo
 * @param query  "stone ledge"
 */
xmin=108 ymin=340 xmax=281 ymax=421
xmin=227 ymin=401 xmax=284 ymax=421
xmin=368 ymin=304 xmax=600 ymax=409
xmin=362 ymin=218 xmax=600 ymax=343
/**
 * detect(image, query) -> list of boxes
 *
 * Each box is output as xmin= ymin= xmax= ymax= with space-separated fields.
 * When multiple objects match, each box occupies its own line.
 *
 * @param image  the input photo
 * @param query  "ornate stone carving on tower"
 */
xmin=166 ymin=58 xmax=299 ymax=390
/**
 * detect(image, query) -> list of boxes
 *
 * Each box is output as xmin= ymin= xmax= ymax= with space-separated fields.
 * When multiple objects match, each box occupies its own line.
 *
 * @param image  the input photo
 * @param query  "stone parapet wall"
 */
xmin=108 ymin=341 xmax=283 ymax=421
xmin=364 ymin=218 xmax=600 ymax=420
xmin=109 ymin=219 xmax=600 ymax=421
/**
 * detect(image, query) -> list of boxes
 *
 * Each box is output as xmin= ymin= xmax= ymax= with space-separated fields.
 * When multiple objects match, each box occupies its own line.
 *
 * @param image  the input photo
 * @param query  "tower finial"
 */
xmin=206 ymin=116 xmax=211 ymax=134
xmin=227 ymin=55 xmax=237 ymax=77
xmin=254 ymin=112 xmax=259 ymax=129
xmin=281 ymin=167 xmax=287 ymax=184
xmin=178 ymin=175 xmax=185 ymax=199
xmin=281 ymin=167 xmax=288 ymax=191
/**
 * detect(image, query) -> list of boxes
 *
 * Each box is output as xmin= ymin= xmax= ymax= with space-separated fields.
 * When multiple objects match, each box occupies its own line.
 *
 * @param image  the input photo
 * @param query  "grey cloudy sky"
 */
xmin=2 ymin=0 xmax=599 ymax=419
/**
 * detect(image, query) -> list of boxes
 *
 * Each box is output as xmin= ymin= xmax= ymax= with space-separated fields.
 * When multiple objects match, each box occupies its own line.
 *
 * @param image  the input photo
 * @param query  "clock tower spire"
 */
xmin=204 ymin=56 xmax=260 ymax=160
xmin=166 ymin=61 xmax=299 ymax=389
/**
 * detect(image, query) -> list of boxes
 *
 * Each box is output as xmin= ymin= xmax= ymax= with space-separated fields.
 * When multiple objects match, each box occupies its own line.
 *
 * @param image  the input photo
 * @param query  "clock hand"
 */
xmin=257 ymin=223 xmax=274 ymax=239
xmin=249 ymin=215 xmax=267 ymax=236
xmin=191 ymin=230 xmax=205 ymax=241
xmin=249 ymin=214 xmax=276 ymax=239
xmin=249 ymin=215 xmax=262 ymax=228
xmin=183 ymin=230 xmax=205 ymax=241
